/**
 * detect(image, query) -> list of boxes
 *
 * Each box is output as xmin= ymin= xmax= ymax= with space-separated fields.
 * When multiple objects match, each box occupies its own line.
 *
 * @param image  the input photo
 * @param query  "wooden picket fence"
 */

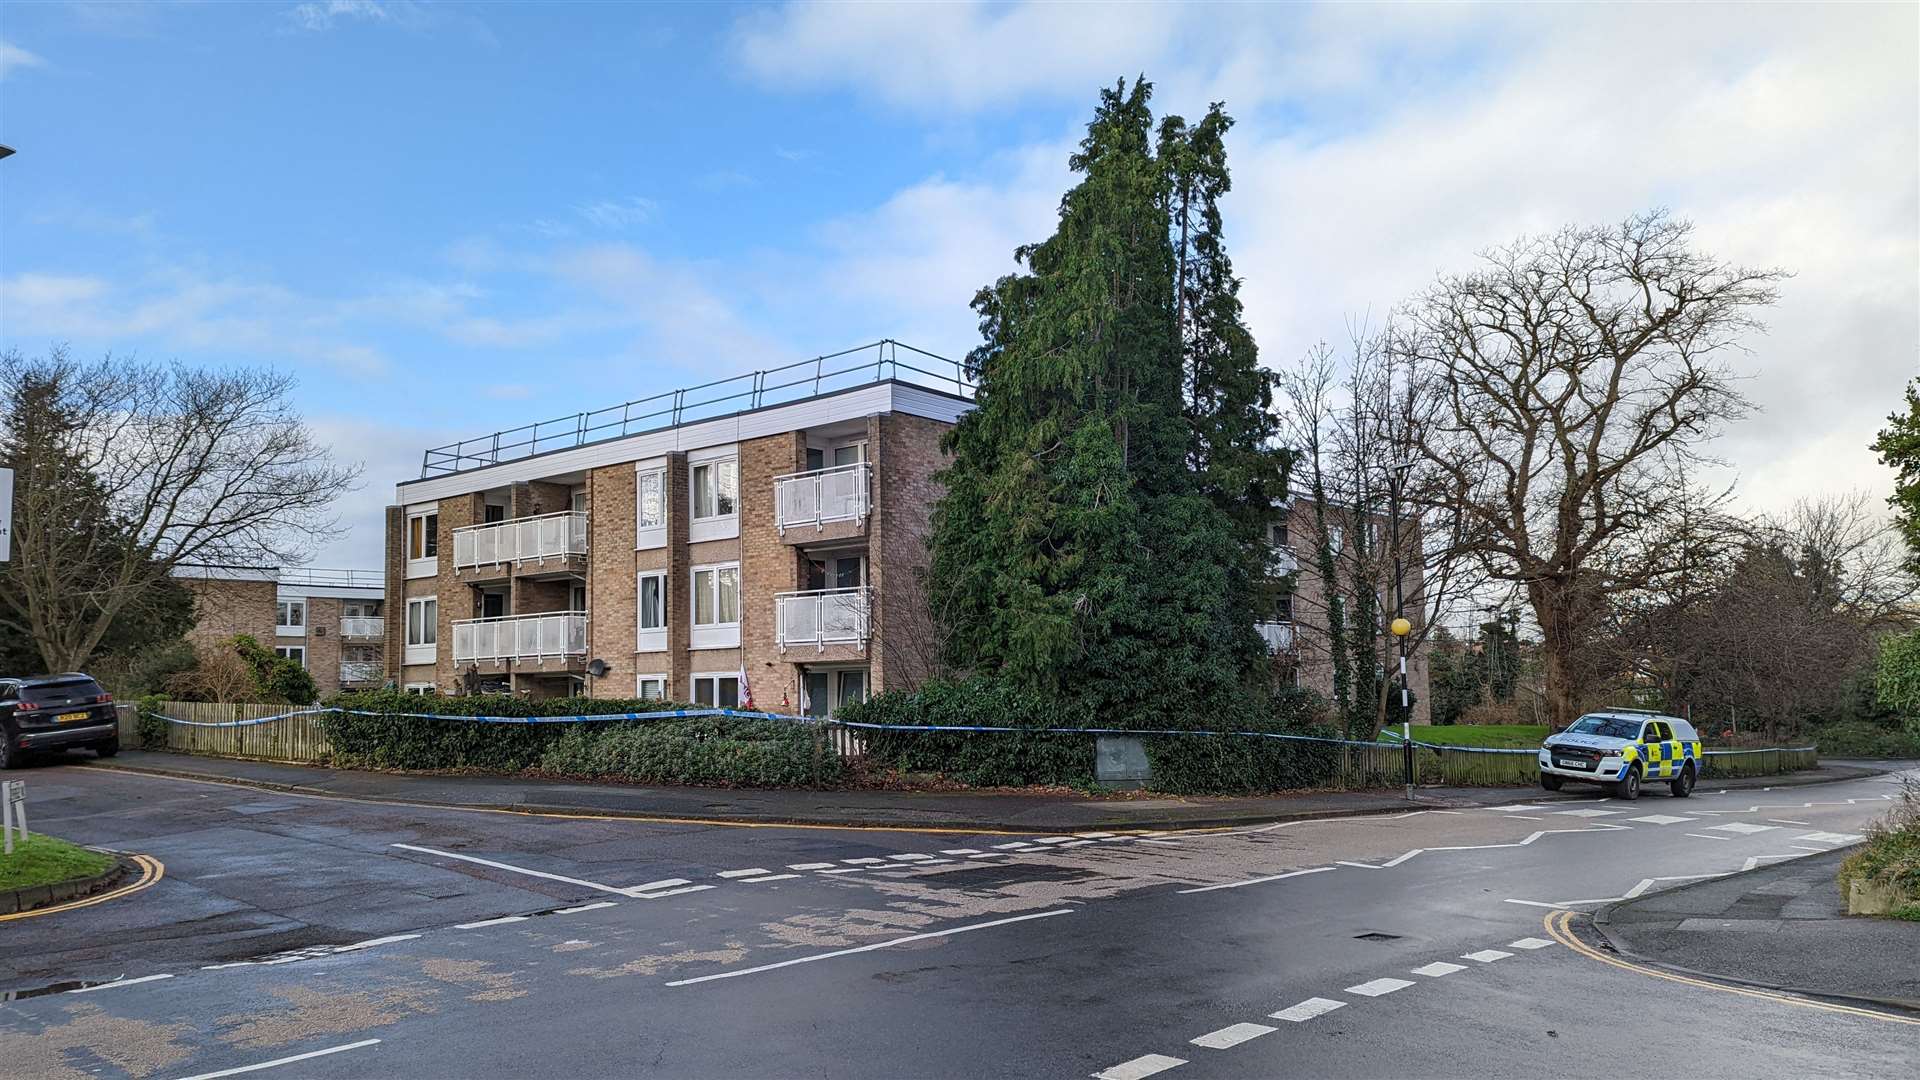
xmin=146 ymin=701 xmax=333 ymax=764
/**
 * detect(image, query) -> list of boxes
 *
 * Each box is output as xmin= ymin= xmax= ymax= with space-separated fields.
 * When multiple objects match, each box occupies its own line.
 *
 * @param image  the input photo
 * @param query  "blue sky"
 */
xmin=2 ymin=1 xmax=1916 ymax=568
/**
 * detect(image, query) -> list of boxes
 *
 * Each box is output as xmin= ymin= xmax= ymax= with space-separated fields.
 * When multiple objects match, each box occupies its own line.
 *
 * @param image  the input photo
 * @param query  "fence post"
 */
xmin=1402 ymin=722 xmax=1414 ymax=800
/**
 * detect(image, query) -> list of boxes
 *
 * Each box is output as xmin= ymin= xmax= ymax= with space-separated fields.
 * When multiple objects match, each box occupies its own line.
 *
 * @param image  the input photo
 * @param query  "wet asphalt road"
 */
xmin=2 ymin=761 xmax=1915 ymax=1079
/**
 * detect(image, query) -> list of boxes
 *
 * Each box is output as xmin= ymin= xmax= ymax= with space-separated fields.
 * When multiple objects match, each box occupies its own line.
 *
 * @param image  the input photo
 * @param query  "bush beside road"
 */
xmin=1840 ymin=780 xmax=1920 ymax=919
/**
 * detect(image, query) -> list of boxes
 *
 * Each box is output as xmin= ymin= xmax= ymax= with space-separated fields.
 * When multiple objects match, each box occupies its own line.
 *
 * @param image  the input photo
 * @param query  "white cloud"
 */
xmin=0 ymin=39 xmax=45 ymax=78
xmin=574 ymin=196 xmax=659 ymax=231
xmin=288 ymin=1 xmax=392 ymax=32
xmin=749 ymin=2 xmax=1918 ymax=517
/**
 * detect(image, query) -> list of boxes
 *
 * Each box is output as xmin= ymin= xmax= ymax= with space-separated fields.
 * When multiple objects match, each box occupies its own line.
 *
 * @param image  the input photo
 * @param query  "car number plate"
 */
xmin=57 ymin=711 xmax=91 ymax=723
xmin=1556 ymin=758 xmax=1586 ymax=769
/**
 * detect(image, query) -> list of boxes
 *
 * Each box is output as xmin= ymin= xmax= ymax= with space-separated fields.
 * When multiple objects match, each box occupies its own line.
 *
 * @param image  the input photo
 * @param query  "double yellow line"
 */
xmin=0 ymin=853 xmax=164 ymax=923
xmin=1543 ymin=908 xmax=1920 ymax=1027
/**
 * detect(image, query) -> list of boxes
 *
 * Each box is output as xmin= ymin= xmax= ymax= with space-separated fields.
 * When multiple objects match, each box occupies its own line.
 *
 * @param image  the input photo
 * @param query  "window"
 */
xmin=1328 ymin=525 xmax=1345 ymax=554
xmin=691 ymin=460 xmax=737 ymax=520
xmin=693 ymin=674 xmax=740 ymax=708
xmin=636 ymin=469 xmax=665 ymax=527
xmin=274 ymin=645 xmax=305 ymax=667
xmin=342 ymin=600 xmax=378 ymax=618
xmin=1277 ymin=592 xmax=1295 ymax=620
xmin=404 ymin=683 xmax=434 ymax=696
xmin=636 ymin=675 xmax=667 ymax=700
xmin=406 ymin=597 xmax=438 ymax=646
xmin=408 ymin=511 xmax=439 ymax=560
xmin=570 ymin=583 xmax=587 ymax=612
xmin=571 ymin=488 xmax=588 ymax=513
xmin=1270 ymin=522 xmax=1290 ymax=547
xmin=484 ymin=503 xmax=507 ymax=523
xmin=692 ymin=565 xmax=740 ymax=626
xmin=831 ymin=442 xmax=866 ymax=467
xmin=638 ymin=573 xmax=666 ymax=631
xmin=276 ymin=599 xmax=306 ymax=630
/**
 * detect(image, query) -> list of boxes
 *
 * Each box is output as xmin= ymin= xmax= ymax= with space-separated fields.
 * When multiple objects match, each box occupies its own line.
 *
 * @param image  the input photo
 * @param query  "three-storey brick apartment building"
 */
xmin=176 ymin=565 xmax=387 ymax=697
xmin=383 ymin=342 xmax=967 ymax=715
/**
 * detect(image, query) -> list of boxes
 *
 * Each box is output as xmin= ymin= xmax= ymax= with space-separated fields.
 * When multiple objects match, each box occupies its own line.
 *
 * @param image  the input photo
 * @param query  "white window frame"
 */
xmin=635 ymin=674 xmax=668 ymax=701
xmin=692 ymin=672 xmax=741 ymax=708
xmin=276 ymin=598 xmax=307 ymax=635
xmin=636 ymin=570 xmax=668 ymax=652
xmin=406 ymin=505 xmax=439 ymax=579
xmin=688 ymin=449 xmax=739 ymax=542
xmin=829 ymin=440 xmax=867 ymax=467
xmin=634 ymin=462 xmax=667 ymax=550
xmin=405 ymin=596 xmax=438 ymax=665
xmin=404 ymin=682 xmax=434 ymax=696
xmin=274 ymin=645 xmax=306 ymax=667
xmin=690 ymin=562 xmax=741 ymax=649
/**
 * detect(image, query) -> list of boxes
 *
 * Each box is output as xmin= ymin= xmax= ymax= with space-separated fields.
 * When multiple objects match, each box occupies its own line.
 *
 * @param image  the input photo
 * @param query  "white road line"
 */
xmin=1628 ymin=815 xmax=1695 ymax=825
xmin=333 ymin=934 xmax=422 ymax=952
xmin=1179 ymin=866 xmax=1336 ymax=894
xmin=1074 ymin=832 xmax=1118 ymax=839
xmin=67 ymin=973 xmax=172 ymax=994
xmin=1685 ymin=833 xmax=1731 ymax=841
xmin=1789 ymin=845 xmax=1831 ymax=853
xmin=1243 ymin=821 xmax=1302 ymax=834
xmin=788 ymin=862 xmax=837 ymax=871
xmin=456 ymin=915 xmax=529 ymax=930
xmin=1271 ymin=997 xmax=1347 ymax=1022
xmin=940 ymin=849 xmax=983 ymax=855
xmin=1346 ymin=977 xmax=1414 ymax=997
xmin=554 ymin=901 xmax=617 ymax=915
xmin=177 ymin=1039 xmax=381 ymax=1080
xmin=625 ymin=878 xmax=690 ymax=892
xmin=1057 ymin=839 xmax=1100 ymax=848
xmin=890 ymin=853 xmax=940 ymax=862
xmin=1767 ymin=819 xmax=1812 ymax=826
xmin=1505 ymin=814 xmax=1545 ymax=820
xmin=1486 ymin=805 xmax=1548 ymax=812
xmin=992 ymin=843 xmax=1035 ymax=850
xmin=1034 ymin=837 xmax=1077 ymax=844
xmin=1552 ymin=808 xmax=1620 ymax=818
xmin=1706 ymin=822 xmax=1778 ymax=835
xmin=717 ymin=868 xmax=771 ymax=878
xmin=665 ymin=909 xmax=1072 ymax=987
xmin=1137 ymin=839 xmax=1183 ymax=846
xmin=634 ymin=884 xmax=716 ymax=898
xmin=843 ymin=857 xmax=889 ymax=864
xmin=1092 ymin=1053 xmax=1187 ymax=1080
xmin=389 ymin=843 xmax=632 ymax=897
xmin=740 ymin=874 xmax=802 ymax=883
xmin=817 ymin=867 xmax=872 ymax=875
xmin=1507 ymin=937 xmax=1554 ymax=950
xmin=1189 ymin=1022 xmax=1276 ymax=1049
xmin=1411 ymin=962 xmax=1466 ymax=977
xmin=1795 ymin=831 xmax=1864 ymax=844
xmin=1462 ymin=949 xmax=1512 ymax=963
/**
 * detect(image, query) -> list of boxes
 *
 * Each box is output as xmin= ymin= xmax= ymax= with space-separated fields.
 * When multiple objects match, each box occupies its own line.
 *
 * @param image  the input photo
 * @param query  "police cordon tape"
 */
xmin=144 ymin=707 xmax=1815 ymax=759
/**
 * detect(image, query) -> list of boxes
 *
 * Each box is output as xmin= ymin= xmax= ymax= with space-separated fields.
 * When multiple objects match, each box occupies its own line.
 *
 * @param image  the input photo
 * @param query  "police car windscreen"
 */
xmin=1567 ymin=716 xmax=1641 ymax=739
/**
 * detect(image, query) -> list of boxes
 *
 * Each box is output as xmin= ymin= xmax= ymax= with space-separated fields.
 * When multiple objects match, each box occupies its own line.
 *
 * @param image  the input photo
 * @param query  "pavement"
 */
xmin=1 ymin=758 xmax=1914 ymax=1079
xmin=64 ymin=749 xmax=1888 ymax=831
xmin=1596 ymin=845 xmax=1920 ymax=1011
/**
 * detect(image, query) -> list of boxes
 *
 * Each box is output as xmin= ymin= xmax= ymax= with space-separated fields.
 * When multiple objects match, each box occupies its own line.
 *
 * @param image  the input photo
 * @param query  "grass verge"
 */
xmin=0 ymin=834 xmax=115 ymax=891
xmin=1839 ymin=777 xmax=1919 ymax=918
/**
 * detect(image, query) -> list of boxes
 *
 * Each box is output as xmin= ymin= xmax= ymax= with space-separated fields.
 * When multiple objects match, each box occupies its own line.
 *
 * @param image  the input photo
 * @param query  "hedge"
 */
xmin=320 ymin=690 xmax=839 ymax=787
xmin=837 ymin=678 xmax=1341 ymax=793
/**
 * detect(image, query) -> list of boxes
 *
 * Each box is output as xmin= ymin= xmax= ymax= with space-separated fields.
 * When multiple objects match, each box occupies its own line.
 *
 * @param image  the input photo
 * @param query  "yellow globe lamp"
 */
xmin=1389 ymin=617 xmax=1412 ymax=637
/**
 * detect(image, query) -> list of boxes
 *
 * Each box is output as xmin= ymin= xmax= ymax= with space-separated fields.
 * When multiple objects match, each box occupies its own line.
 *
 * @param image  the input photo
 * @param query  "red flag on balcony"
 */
xmin=739 ymin=666 xmax=755 ymax=710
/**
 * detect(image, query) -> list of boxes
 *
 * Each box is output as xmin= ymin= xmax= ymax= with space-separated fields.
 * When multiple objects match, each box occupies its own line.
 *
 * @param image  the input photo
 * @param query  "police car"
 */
xmin=1537 ymin=710 xmax=1702 ymax=800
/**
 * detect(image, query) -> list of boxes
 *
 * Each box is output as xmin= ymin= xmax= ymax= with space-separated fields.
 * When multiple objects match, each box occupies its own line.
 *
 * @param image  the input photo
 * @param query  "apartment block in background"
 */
xmin=175 ymin=565 xmax=388 ymax=697
xmin=383 ymin=341 xmax=969 ymax=715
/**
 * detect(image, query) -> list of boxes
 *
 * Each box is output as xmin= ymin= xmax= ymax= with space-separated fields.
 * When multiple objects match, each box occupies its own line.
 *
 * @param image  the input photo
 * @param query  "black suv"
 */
xmin=0 ymin=673 xmax=120 ymax=769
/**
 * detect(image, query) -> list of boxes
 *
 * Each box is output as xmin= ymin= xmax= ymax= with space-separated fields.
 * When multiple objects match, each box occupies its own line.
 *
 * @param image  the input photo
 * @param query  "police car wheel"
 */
xmin=1669 ymin=764 xmax=1694 ymax=798
xmin=1616 ymin=767 xmax=1641 ymax=800
xmin=1540 ymin=773 xmax=1563 ymax=791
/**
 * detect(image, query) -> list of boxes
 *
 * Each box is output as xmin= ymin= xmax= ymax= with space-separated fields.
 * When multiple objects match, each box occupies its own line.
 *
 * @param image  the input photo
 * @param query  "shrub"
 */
xmin=1810 ymin=721 xmax=1920 ymax=760
xmin=136 ymin=693 xmax=170 ymax=749
xmin=1840 ymin=778 xmax=1920 ymax=902
xmin=320 ymin=691 xmax=832 ymax=787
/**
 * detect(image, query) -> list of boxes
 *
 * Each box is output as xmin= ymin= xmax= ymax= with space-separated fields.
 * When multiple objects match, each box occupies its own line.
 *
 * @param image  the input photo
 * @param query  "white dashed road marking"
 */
xmin=390 ymin=843 xmax=634 ymax=898
xmin=177 ymin=1039 xmax=382 ymax=1080
xmin=1411 ymin=962 xmax=1466 ymax=977
xmin=626 ymin=878 xmax=690 ymax=892
xmin=1707 ymin=822 xmax=1778 ymax=835
xmin=1271 ymin=997 xmax=1347 ymax=1022
xmin=1189 ymin=1023 xmax=1276 ymax=1049
xmin=455 ymin=915 xmax=529 ymax=930
xmin=740 ymin=874 xmax=801 ymax=883
xmin=1552 ymin=808 xmax=1619 ymax=818
xmin=1092 ymin=1054 xmax=1187 ymax=1080
xmin=1795 ymin=831 xmax=1864 ymax=844
xmin=1345 ymin=977 xmax=1415 ymax=997
xmin=665 ymin=909 xmax=1073 ymax=987
xmin=1507 ymin=938 xmax=1553 ymax=950
xmin=1628 ymin=814 xmax=1694 ymax=825
xmin=1178 ymin=866 xmax=1336 ymax=894
xmin=1685 ymin=833 xmax=1730 ymax=841
xmin=718 ymin=868 xmax=771 ymax=878
xmin=1462 ymin=949 xmax=1512 ymax=963
xmin=787 ymin=863 xmax=836 ymax=871
xmin=67 ymin=973 xmax=173 ymax=993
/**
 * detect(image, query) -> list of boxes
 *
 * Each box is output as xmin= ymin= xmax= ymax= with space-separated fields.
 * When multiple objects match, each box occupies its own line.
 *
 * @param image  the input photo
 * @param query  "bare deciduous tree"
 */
xmin=0 ymin=347 xmax=360 ymax=672
xmin=1391 ymin=211 xmax=1785 ymax=727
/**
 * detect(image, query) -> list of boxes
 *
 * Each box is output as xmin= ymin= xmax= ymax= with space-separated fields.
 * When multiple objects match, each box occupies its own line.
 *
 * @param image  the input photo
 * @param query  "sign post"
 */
xmin=0 ymin=466 xmax=12 ymax=562
xmin=1 ymin=780 xmax=24 ymax=855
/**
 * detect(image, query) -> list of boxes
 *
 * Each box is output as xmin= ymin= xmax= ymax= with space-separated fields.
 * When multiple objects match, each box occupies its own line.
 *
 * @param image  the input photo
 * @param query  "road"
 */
xmin=2 ymin=762 xmax=1915 ymax=1079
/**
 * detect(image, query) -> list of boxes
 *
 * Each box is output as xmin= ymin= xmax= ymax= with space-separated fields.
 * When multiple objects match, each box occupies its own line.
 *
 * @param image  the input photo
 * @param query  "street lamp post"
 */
xmin=1390 ymin=615 xmax=1412 ymax=798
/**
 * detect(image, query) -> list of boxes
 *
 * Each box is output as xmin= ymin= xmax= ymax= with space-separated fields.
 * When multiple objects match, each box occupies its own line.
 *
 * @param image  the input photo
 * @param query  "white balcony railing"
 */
xmin=452 ymin=511 xmax=588 ymax=571
xmin=339 ymin=660 xmax=384 ymax=685
xmin=451 ymin=612 xmax=588 ymax=664
xmin=774 ymin=463 xmax=870 ymax=533
xmin=1258 ymin=621 xmax=1295 ymax=653
xmin=775 ymin=587 xmax=872 ymax=650
xmin=1268 ymin=544 xmax=1299 ymax=576
xmin=340 ymin=616 xmax=384 ymax=638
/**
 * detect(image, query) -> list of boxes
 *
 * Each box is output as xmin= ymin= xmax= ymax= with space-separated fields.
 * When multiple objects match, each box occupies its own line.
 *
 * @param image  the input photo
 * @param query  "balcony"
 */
xmin=776 ymin=587 xmax=872 ymax=655
xmin=1268 ymin=544 xmax=1299 ymax=576
xmin=339 ymin=660 xmax=383 ymax=686
xmin=452 ymin=511 xmax=588 ymax=578
xmin=774 ymin=463 xmax=870 ymax=542
xmin=340 ymin=616 xmax=384 ymax=640
xmin=451 ymin=612 xmax=588 ymax=673
xmin=1258 ymin=621 xmax=1296 ymax=653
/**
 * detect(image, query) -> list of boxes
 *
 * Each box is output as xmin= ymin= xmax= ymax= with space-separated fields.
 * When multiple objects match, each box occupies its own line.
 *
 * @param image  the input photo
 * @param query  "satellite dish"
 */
xmin=587 ymin=658 xmax=609 ymax=678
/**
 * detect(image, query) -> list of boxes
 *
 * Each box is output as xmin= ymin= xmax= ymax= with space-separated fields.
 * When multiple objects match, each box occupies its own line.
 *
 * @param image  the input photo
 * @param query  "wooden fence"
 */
xmin=145 ymin=702 xmax=333 ymax=764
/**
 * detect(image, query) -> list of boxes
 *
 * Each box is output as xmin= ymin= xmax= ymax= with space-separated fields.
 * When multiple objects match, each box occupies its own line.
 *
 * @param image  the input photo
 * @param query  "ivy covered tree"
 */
xmin=928 ymin=79 xmax=1287 ymax=726
xmin=1871 ymin=379 xmax=1920 ymax=570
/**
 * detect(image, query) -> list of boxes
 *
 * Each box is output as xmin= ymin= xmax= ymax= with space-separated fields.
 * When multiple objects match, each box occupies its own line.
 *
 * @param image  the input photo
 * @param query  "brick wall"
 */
xmin=665 ymin=453 xmax=692 ymax=698
xmin=181 ymin=578 xmax=278 ymax=650
xmin=383 ymin=506 xmax=405 ymax=684
xmin=739 ymin=432 xmax=805 ymax=709
xmin=433 ymin=494 xmax=484 ymax=689
xmin=300 ymin=597 xmax=344 ymax=697
xmin=587 ymin=462 xmax=637 ymax=699
xmin=871 ymin=412 xmax=952 ymax=694
xmin=1282 ymin=499 xmax=1432 ymax=724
